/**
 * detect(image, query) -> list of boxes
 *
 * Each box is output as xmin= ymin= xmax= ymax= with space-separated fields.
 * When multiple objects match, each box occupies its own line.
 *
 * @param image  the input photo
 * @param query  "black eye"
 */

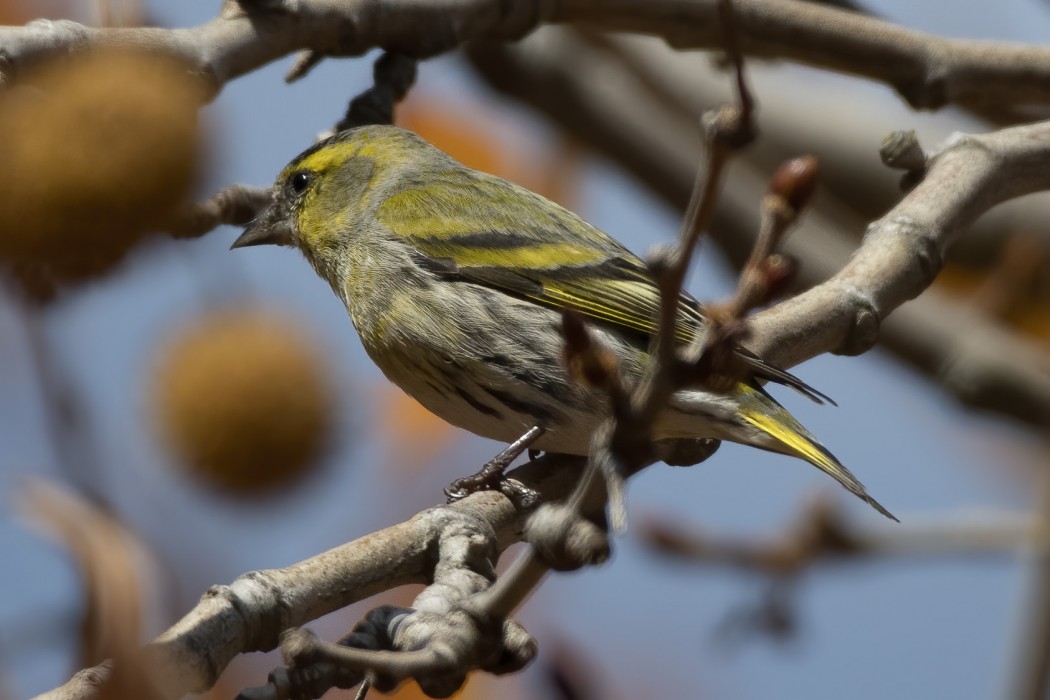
xmin=290 ymin=171 xmax=312 ymax=195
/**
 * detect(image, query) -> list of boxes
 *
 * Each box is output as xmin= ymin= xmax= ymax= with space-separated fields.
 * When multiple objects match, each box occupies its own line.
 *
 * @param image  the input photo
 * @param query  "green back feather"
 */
xmin=377 ymin=170 xmax=707 ymax=344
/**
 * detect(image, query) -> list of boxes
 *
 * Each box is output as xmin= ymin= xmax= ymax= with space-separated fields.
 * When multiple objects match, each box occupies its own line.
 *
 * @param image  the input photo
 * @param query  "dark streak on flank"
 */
xmin=481 ymin=386 xmax=558 ymax=424
xmin=425 ymin=378 xmax=449 ymax=396
xmin=479 ymin=291 xmax=509 ymax=325
xmin=477 ymin=349 xmax=572 ymax=407
xmin=479 ymin=353 xmax=516 ymax=371
xmin=509 ymin=366 xmax=572 ymax=404
xmin=453 ymin=385 xmax=503 ymax=419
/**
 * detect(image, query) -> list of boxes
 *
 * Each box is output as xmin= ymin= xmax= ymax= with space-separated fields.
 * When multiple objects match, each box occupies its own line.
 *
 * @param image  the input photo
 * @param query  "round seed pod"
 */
xmin=0 ymin=48 xmax=203 ymax=298
xmin=153 ymin=310 xmax=337 ymax=495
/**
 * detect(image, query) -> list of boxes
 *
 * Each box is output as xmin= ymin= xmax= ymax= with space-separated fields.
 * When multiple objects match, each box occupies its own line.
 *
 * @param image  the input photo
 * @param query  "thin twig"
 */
xmin=465 ymin=0 xmax=760 ymax=657
xmin=165 ymin=185 xmax=272 ymax=240
xmin=283 ymin=630 xmax=447 ymax=680
xmin=1002 ymin=466 xmax=1050 ymax=700
xmin=333 ymin=52 xmax=417 ymax=132
xmin=15 ymin=299 xmax=107 ymax=502
xmin=640 ymin=501 xmax=1036 ymax=575
xmin=353 ymin=675 xmax=372 ymax=700
xmin=635 ymin=0 xmax=757 ymax=444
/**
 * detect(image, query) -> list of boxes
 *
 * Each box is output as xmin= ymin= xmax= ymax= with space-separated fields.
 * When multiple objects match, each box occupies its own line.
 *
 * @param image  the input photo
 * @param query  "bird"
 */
xmin=232 ymin=124 xmax=894 ymax=520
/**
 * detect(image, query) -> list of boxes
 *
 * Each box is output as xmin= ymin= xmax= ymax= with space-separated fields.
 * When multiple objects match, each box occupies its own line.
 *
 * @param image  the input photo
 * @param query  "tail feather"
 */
xmin=737 ymin=386 xmax=897 ymax=521
xmin=734 ymin=348 xmax=837 ymax=406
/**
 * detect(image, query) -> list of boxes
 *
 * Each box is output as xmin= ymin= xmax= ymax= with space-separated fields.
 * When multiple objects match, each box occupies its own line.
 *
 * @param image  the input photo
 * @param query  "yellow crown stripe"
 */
xmin=292 ymin=140 xmax=363 ymax=177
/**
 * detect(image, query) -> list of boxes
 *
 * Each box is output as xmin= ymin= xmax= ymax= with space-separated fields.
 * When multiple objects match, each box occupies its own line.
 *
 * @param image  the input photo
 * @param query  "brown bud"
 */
xmin=769 ymin=155 xmax=819 ymax=212
xmin=561 ymin=309 xmax=619 ymax=388
xmin=762 ymin=254 xmax=798 ymax=301
xmin=560 ymin=308 xmax=591 ymax=356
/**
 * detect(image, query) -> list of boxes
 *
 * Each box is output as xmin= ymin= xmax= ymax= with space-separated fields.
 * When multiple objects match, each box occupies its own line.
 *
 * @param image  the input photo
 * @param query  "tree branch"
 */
xmin=84 ymin=455 xmax=582 ymax=700
xmin=641 ymin=501 xmax=1035 ymax=576
xmin=568 ymin=30 xmax=1050 ymax=263
xmin=4 ymin=0 xmax=1050 ymax=114
xmin=553 ymin=0 xmax=1050 ymax=114
xmin=0 ymin=1 xmax=544 ymax=99
xmin=746 ymin=125 xmax=1050 ymax=425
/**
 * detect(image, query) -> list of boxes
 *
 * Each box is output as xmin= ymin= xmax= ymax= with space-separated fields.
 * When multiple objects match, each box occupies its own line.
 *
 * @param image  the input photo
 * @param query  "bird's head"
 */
xmin=231 ymin=125 xmax=435 ymax=266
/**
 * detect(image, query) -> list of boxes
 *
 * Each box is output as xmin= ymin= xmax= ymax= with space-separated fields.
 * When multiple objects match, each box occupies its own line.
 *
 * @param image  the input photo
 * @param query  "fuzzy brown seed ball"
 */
xmin=0 ymin=49 xmax=202 ymax=291
xmin=153 ymin=311 xmax=336 ymax=495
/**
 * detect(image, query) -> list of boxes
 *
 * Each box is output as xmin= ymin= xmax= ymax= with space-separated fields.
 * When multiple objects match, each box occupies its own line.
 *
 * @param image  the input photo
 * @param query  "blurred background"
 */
xmin=1 ymin=0 xmax=1049 ymax=698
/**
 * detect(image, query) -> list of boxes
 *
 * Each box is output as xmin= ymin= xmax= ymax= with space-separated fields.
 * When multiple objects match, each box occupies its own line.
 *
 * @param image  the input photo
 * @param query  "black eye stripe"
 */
xmin=290 ymin=171 xmax=311 ymax=194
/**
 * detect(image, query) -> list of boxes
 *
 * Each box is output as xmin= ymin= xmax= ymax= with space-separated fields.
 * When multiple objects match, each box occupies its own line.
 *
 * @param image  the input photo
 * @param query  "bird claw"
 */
xmin=444 ymin=427 xmax=545 ymax=505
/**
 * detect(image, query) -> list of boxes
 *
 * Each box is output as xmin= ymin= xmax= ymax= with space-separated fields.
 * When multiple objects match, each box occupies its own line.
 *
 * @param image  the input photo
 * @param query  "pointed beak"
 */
xmin=231 ymin=204 xmax=296 ymax=249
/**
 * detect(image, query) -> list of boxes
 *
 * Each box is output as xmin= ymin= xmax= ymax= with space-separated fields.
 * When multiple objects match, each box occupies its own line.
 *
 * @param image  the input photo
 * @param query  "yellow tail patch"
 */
xmin=738 ymin=389 xmax=897 ymax=521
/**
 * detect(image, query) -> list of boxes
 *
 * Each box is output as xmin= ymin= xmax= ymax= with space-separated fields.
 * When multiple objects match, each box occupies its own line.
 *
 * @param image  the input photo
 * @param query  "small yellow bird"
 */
xmin=234 ymin=125 xmax=894 ymax=520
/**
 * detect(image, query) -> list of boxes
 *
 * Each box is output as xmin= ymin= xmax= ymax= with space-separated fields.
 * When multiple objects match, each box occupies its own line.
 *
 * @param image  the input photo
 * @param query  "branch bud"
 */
xmin=769 ymin=155 xmax=819 ymax=213
xmin=561 ymin=309 xmax=619 ymax=388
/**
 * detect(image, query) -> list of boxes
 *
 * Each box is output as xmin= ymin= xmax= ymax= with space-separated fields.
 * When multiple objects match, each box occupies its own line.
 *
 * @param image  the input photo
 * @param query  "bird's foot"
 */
xmin=445 ymin=426 xmax=545 ymax=508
